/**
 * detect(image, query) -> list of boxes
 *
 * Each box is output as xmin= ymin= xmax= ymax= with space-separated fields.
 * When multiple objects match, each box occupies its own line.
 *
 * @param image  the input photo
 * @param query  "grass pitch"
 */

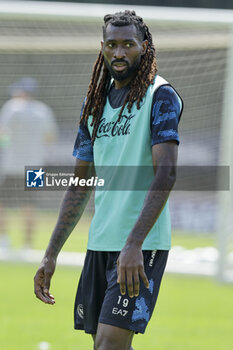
xmin=1 ymin=209 xmax=231 ymax=349
xmin=0 ymin=262 xmax=233 ymax=350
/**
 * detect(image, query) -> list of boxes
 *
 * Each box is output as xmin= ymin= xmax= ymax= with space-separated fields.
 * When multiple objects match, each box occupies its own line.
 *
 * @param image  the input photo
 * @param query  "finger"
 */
xmin=43 ymin=292 xmax=55 ymax=304
xmin=116 ymin=259 xmax=121 ymax=283
xmin=43 ymin=282 xmax=55 ymax=304
xmin=43 ymin=290 xmax=55 ymax=302
xmin=34 ymin=270 xmax=55 ymax=304
xmin=139 ymin=266 xmax=149 ymax=289
xmin=118 ymin=267 xmax=126 ymax=295
xmin=48 ymin=293 xmax=55 ymax=300
xmin=35 ymin=287 xmax=55 ymax=304
xmin=133 ymin=270 xmax=140 ymax=297
xmin=43 ymin=273 xmax=51 ymax=295
xmin=126 ymin=269 xmax=134 ymax=298
xmin=34 ymin=270 xmax=44 ymax=296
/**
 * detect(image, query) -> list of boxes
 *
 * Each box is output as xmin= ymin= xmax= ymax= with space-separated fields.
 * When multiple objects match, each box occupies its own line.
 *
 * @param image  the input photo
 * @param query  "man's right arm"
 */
xmin=34 ymin=158 xmax=94 ymax=304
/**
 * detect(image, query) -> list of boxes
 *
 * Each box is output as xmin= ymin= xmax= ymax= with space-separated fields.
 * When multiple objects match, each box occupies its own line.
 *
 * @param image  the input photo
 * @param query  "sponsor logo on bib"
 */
xmin=96 ymin=114 xmax=136 ymax=138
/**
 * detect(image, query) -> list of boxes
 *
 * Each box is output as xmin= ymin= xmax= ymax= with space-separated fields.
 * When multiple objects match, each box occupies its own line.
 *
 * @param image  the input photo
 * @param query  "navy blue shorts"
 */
xmin=74 ymin=249 xmax=168 ymax=334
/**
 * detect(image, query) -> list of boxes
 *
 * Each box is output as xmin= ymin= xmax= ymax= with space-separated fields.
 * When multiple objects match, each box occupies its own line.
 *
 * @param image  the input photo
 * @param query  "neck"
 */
xmin=114 ymin=76 xmax=132 ymax=89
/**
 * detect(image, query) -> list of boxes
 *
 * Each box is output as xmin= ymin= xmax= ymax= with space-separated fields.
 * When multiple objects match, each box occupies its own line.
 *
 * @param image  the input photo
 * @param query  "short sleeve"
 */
xmin=72 ymin=100 xmax=94 ymax=162
xmin=151 ymin=85 xmax=183 ymax=146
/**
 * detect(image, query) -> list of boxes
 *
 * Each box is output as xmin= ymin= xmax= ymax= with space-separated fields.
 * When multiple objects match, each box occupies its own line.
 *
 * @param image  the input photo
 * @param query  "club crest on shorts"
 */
xmin=77 ymin=304 xmax=84 ymax=319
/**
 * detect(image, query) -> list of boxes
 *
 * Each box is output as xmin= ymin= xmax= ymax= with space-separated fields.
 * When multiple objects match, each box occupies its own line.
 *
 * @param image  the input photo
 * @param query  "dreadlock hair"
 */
xmin=81 ymin=10 xmax=158 ymax=145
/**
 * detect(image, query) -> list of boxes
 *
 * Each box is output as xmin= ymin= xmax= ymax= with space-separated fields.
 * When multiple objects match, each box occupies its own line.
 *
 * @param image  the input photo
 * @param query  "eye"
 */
xmin=107 ymin=43 xmax=115 ymax=48
xmin=125 ymin=43 xmax=133 ymax=48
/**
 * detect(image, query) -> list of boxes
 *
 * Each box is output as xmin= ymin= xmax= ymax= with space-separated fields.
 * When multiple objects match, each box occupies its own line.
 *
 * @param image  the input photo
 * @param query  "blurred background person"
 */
xmin=0 ymin=77 xmax=58 ymax=249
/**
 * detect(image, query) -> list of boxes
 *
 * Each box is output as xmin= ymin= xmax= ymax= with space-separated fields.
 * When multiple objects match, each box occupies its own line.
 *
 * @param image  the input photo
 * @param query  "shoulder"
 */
xmin=153 ymin=85 xmax=182 ymax=106
xmin=150 ymin=84 xmax=183 ymax=146
xmin=151 ymin=85 xmax=183 ymax=119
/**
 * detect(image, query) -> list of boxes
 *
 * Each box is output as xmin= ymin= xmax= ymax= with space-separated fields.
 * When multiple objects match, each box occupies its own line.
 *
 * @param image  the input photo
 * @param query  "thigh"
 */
xmin=74 ymin=250 xmax=108 ymax=334
xmin=99 ymin=250 xmax=169 ymax=334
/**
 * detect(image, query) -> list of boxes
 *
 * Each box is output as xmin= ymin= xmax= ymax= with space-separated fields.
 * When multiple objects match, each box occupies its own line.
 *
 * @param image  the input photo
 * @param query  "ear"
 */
xmin=101 ymin=40 xmax=104 ymax=52
xmin=141 ymin=40 xmax=148 ymax=55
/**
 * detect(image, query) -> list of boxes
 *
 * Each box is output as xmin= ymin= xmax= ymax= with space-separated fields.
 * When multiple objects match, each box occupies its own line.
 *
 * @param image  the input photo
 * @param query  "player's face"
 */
xmin=102 ymin=24 xmax=148 ymax=88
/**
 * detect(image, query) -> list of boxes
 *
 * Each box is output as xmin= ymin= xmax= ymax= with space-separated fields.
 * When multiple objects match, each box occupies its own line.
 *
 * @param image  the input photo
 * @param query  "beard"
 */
xmin=104 ymin=56 xmax=141 ymax=81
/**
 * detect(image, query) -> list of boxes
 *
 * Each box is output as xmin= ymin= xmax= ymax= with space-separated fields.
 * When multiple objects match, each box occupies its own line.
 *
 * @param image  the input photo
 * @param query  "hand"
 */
xmin=34 ymin=256 xmax=56 ymax=304
xmin=117 ymin=244 xmax=149 ymax=298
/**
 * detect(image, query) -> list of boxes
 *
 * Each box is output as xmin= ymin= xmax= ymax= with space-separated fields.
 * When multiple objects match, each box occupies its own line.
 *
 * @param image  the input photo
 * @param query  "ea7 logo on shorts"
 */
xmin=77 ymin=304 xmax=84 ymax=319
xmin=26 ymin=168 xmax=45 ymax=188
xmin=112 ymin=307 xmax=128 ymax=317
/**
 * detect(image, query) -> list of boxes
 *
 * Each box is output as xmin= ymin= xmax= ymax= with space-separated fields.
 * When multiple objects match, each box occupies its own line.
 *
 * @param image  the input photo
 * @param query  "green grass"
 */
xmin=2 ymin=210 xmax=225 ymax=349
xmin=0 ymin=263 xmax=232 ymax=350
xmin=5 ymin=210 xmax=216 ymax=252
xmin=171 ymin=232 xmax=215 ymax=249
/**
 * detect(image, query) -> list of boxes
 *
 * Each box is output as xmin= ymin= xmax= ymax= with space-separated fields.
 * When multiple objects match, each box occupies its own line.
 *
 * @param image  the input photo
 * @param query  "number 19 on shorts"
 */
xmin=112 ymin=296 xmax=129 ymax=317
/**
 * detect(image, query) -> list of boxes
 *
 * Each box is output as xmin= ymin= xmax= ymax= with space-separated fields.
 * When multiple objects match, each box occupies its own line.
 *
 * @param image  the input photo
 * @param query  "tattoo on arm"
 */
xmin=45 ymin=185 xmax=91 ymax=258
xmin=127 ymin=166 xmax=175 ymax=247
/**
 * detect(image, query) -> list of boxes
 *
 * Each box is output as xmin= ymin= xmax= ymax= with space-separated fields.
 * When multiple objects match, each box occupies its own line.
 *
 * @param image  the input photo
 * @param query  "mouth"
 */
xmin=112 ymin=63 xmax=128 ymax=72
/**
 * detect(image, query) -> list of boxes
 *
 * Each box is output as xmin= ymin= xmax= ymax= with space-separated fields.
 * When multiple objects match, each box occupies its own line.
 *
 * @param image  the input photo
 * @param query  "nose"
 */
xmin=113 ymin=45 xmax=126 ymax=59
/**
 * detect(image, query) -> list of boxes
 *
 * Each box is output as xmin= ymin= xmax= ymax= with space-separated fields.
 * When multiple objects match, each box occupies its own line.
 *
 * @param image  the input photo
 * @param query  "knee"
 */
xmin=95 ymin=333 xmax=129 ymax=350
xmin=94 ymin=324 xmax=133 ymax=350
xmin=94 ymin=335 xmax=117 ymax=350
xmin=94 ymin=337 xmax=133 ymax=350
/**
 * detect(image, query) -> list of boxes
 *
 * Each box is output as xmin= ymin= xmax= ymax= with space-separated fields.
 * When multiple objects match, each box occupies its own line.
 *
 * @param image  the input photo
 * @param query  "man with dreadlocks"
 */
xmin=34 ymin=10 xmax=183 ymax=350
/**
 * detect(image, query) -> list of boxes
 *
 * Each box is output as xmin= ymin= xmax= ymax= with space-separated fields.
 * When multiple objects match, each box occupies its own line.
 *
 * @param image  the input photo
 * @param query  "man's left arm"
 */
xmin=117 ymin=141 xmax=178 ymax=298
